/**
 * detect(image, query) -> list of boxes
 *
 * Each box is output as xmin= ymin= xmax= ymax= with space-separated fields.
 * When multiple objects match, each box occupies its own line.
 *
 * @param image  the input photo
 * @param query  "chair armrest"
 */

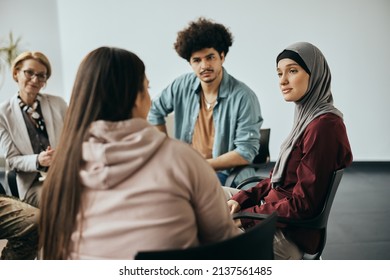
xmin=235 ymin=175 xmax=268 ymax=189
xmin=225 ymin=163 xmax=268 ymax=187
xmin=232 ymin=212 xmax=323 ymax=229
xmin=224 ymin=165 xmax=249 ymax=187
xmin=233 ymin=212 xmax=272 ymax=220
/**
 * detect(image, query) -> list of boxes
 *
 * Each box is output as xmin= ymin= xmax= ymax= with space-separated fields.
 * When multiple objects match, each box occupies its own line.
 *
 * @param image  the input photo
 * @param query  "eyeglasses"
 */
xmin=22 ymin=69 xmax=47 ymax=82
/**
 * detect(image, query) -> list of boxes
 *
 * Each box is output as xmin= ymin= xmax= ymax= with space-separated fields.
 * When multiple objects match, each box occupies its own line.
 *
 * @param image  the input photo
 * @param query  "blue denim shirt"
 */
xmin=148 ymin=68 xmax=263 ymax=183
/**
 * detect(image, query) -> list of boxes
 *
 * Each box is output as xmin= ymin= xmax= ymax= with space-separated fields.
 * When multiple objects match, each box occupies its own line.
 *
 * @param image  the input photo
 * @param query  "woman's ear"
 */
xmin=13 ymin=70 xmax=19 ymax=82
xmin=131 ymin=92 xmax=142 ymax=118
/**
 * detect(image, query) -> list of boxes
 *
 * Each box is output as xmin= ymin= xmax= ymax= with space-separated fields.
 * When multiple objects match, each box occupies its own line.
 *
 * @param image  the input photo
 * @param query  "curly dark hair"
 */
xmin=174 ymin=17 xmax=234 ymax=62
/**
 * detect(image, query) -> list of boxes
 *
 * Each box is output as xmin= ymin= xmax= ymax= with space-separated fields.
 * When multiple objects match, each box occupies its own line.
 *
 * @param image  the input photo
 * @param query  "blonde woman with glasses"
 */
xmin=0 ymin=51 xmax=67 ymax=207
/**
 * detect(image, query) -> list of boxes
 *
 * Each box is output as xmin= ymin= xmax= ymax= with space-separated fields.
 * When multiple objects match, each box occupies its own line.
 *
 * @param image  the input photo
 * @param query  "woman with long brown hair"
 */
xmin=39 ymin=46 xmax=240 ymax=259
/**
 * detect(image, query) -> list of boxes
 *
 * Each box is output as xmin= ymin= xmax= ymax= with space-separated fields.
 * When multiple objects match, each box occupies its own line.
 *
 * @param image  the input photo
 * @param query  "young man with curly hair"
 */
xmin=148 ymin=17 xmax=263 ymax=186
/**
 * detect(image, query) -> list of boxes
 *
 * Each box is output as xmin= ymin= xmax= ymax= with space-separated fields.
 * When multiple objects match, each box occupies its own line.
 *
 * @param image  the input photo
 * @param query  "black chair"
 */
xmin=135 ymin=211 xmax=277 ymax=260
xmin=233 ymin=169 xmax=345 ymax=260
xmin=6 ymin=169 xmax=19 ymax=198
xmin=0 ymin=182 xmax=6 ymax=195
xmin=225 ymin=128 xmax=270 ymax=187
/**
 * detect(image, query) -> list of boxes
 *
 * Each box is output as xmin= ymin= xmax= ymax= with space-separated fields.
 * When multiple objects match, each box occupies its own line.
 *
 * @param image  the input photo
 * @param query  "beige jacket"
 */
xmin=0 ymin=93 xmax=67 ymax=199
xmin=70 ymin=119 xmax=240 ymax=259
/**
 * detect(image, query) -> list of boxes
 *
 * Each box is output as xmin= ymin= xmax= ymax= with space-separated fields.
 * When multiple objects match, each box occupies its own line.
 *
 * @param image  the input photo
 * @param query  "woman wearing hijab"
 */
xmin=225 ymin=42 xmax=353 ymax=259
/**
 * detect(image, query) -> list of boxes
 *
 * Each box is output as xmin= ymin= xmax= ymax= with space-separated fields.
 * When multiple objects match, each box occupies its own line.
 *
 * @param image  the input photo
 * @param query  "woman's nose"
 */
xmin=30 ymin=75 xmax=40 ymax=82
xmin=280 ymin=76 xmax=288 ymax=85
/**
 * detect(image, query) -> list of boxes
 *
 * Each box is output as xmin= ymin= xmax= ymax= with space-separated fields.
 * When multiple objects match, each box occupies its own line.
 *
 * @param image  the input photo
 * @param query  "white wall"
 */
xmin=0 ymin=0 xmax=63 ymax=100
xmin=1 ymin=0 xmax=389 ymax=161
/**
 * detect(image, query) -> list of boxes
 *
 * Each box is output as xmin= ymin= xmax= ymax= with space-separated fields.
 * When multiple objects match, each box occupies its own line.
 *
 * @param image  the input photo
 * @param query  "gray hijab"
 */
xmin=271 ymin=42 xmax=343 ymax=185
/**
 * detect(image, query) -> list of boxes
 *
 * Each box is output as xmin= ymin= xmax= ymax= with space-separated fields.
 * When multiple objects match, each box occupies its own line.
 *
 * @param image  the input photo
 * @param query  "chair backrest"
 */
xmin=135 ymin=212 xmax=277 ymax=260
xmin=308 ymin=168 xmax=344 ymax=229
xmin=280 ymin=168 xmax=344 ymax=259
xmin=278 ymin=169 xmax=344 ymax=229
xmin=253 ymin=128 xmax=270 ymax=166
xmin=224 ymin=128 xmax=271 ymax=187
xmin=0 ymin=182 xmax=6 ymax=195
xmin=7 ymin=169 xmax=19 ymax=198
xmin=302 ymin=168 xmax=344 ymax=259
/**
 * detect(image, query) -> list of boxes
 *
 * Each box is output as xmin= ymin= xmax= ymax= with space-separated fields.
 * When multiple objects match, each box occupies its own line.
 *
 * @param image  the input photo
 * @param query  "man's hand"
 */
xmin=207 ymin=150 xmax=249 ymax=171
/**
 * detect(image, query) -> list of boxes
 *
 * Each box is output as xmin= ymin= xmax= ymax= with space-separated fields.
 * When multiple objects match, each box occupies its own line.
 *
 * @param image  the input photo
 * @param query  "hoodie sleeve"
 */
xmin=183 ymin=149 xmax=242 ymax=244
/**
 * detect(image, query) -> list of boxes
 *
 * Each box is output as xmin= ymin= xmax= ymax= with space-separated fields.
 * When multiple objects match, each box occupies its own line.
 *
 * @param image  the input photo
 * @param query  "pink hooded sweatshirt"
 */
xmin=69 ymin=118 xmax=240 ymax=259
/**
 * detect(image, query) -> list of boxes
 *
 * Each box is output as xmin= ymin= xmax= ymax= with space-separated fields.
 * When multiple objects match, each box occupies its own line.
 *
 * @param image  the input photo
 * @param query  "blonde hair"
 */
xmin=12 ymin=51 xmax=52 ymax=82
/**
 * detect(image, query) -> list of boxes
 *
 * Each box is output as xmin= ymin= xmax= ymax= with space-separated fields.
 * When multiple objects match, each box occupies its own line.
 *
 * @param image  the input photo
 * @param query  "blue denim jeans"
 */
xmin=217 ymin=172 xmax=237 ymax=187
xmin=216 ymin=172 xmax=228 ymax=186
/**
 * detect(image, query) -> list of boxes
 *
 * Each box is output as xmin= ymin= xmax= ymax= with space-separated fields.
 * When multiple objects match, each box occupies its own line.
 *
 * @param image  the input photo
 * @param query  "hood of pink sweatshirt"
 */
xmin=80 ymin=118 xmax=166 ymax=190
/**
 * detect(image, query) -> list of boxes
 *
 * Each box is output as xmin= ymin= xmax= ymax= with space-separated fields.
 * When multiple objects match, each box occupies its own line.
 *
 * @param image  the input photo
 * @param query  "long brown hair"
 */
xmin=39 ymin=47 xmax=145 ymax=259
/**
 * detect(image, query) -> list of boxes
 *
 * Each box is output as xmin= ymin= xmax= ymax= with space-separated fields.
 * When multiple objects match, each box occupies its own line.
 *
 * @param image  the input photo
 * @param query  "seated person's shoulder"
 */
xmin=173 ymin=71 xmax=199 ymax=85
xmin=307 ymin=113 xmax=346 ymax=136
xmin=163 ymin=137 xmax=204 ymax=162
xmin=0 ymin=98 xmax=13 ymax=116
xmin=41 ymin=93 xmax=63 ymax=100
xmin=224 ymin=78 xmax=258 ymax=103
xmin=40 ymin=93 xmax=67 ymax=106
